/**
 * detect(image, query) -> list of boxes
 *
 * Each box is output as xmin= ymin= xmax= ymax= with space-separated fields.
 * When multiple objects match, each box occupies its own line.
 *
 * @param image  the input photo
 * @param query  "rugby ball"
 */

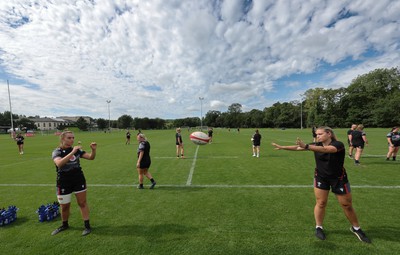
xmin=189 ymin=131 xmax=210 ymax=145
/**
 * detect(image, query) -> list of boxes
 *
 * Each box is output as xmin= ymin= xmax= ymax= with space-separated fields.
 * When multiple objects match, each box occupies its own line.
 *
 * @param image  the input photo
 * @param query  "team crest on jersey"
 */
xmin=69 ymin=155 xmax=76 ymax=161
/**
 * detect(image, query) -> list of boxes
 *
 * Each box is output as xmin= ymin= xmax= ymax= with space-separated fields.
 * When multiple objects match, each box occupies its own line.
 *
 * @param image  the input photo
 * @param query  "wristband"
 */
xmin=305 ymin=144 xmax=309 ymax=150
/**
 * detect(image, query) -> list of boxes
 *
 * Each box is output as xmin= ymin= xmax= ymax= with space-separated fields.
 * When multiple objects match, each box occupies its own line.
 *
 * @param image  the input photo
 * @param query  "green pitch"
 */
xmin=0 ymin=128 xmax=399 ymax=254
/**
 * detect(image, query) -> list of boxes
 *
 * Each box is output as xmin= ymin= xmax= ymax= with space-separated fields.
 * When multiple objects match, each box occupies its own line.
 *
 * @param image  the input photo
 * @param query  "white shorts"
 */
xmin=57 ymin=189 xmax=86 ymax=204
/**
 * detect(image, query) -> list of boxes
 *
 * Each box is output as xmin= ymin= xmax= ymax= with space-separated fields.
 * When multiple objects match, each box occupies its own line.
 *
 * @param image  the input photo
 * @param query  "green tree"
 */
xmin=118 ymin=115 xmax=133 ymax=129
xmin=246 ymin=109 xmax=265 ymax=128
xmin=76 ymin=117 xmax=89 ymax=131
xmin=304 ymin=88 xmax=325 ymax=127
xmin=370 ymin=91 xmax=400 ymax=127
xmin=0 ymin=111 xmax=18 ymax=127
xmin=227 ymin=103 xmax=243 ymax=128
xmin=263 ymin=102 xmax=299 ymax=128
xmin=96 ymin=118 xmax=108 ymax=130
xmin=342 ymin=68 xmax=400 ymax=126
xmin=204 ymin=110 xmax=221 ymax=127
xmin=16 ymin=117 xmax=36 ymax=131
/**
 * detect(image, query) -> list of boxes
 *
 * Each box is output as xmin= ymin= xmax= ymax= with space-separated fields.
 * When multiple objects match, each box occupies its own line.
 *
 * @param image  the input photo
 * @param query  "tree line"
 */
xmin=203 ymin=67 xmax=400 ymax=128
xmin=1 ymin=67 xmax=399 ymax=131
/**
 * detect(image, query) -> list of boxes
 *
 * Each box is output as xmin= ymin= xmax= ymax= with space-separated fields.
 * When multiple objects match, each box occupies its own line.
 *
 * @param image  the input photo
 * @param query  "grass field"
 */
xmin=0 ymin=128 xmax=399 ymax=255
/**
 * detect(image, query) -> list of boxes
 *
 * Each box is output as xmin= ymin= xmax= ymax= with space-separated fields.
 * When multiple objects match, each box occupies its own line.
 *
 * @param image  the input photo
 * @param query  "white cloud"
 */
xmin=0 ymin=0 xmax=399 ymax=119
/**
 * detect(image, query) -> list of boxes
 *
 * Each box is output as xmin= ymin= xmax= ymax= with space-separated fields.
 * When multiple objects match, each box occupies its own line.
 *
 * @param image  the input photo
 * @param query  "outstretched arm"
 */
xmin=271 ymin=142 xmax=305 ymax=151
xmin=296 ymin=138 xmax=337 ymax=153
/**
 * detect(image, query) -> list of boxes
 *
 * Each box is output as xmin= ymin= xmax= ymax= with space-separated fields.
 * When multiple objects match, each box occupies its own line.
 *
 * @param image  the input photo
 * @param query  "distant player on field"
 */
xmin=208 ymin=127 xmax=213 ymax=144
xmin=136 ymin=133 xmax=156 ymax=189
xmin=126 ymin=130 xmax=131 ymax=145
xmin=175 ymin=128 xmax=184 ymax=158
xmin=347 ymin=124 xmax=357 ymax=158
xmin=348 ymin=124 xmax=368 ymax=165
xmin=15 ymin=133 xmax=25 ymax=154
xmin=251 ymin=129 xmax=262 ymax=157
xmin=386 ymin=126 xmax=400 ymax=161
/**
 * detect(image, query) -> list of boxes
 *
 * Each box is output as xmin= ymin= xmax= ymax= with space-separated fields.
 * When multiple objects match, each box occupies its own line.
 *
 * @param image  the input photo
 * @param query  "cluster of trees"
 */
xmin=96 ymin=115 xmax=167 ymax=130
xmin=204 ymin=68 xmax=400 ymax=128
xmin=305 ymin=67 xmax=400 ymax=127
xmin=0 ymin=113 xmax=36 ymax=131
xmin=203 ymin=67 xmax=400 ymax=128
xmin=1 ymin=68 xmax=399 ymax=131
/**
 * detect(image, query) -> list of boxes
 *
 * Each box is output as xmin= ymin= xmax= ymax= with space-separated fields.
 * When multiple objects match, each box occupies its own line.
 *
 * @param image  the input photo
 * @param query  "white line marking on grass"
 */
xmin=208 ymin=156 xmax=239 ymax=159
xmin=186 ymin=145 xmax=200 ymax=186
xmin=362 ymin=154 xmax=387 ymax=158
xmin=1 ymin=184 xmax=399 ymax=189
xmin=154 ymin=156 xmax=238 ymax=159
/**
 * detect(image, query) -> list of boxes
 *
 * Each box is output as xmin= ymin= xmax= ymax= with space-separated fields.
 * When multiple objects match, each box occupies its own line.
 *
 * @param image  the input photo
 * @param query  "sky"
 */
xmin=0 ymin=0 xmax=399 ymax=120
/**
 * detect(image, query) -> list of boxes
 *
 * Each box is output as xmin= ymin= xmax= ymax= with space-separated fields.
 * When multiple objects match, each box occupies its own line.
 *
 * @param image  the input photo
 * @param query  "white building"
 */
xmin=29 ymin=117 xmax=72 ymax=131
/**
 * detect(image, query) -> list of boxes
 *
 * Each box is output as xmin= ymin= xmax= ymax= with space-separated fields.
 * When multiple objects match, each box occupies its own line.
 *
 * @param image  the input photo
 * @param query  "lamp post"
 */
xmin=199 ymin=97 xmax=204 ymax=131
xmin=7 ymin=80 xmax=15 ymax=138
xmin=106 ymin=100 xmax=111 ymax=132
xmin=300 ymin=94 xmax=304 ymax=129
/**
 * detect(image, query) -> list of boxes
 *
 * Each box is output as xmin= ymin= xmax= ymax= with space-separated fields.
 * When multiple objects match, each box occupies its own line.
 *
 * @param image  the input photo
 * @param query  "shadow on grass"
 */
xmin=361 ymin=160 xmax=399 ymax=166
xmin=312 ymin=239 xmax=339 ymax=249
xmin=93 ymin=223 xmax=196 ymax=239
xmin=322 ymin=226 xmax=399 ymax=244
xmin=368 ymin=226 xmax=399 ymax=242
xmin=0 ymin=216 xmax=30 ymax=227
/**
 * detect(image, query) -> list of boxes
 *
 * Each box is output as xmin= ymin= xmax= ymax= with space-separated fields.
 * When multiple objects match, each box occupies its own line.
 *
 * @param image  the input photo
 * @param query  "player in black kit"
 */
xmin=136 ymin=133 xmax=156 ymax=189
xmin=386 ymin=126 xmax=400 ymax=161
xmin=15 ymin=133 xmax=25 ymax=154
xmin=272 ymin=126 xmax=370 ymax=243
xmin=51 ymin=131 xmax=97 ymax=236
xmin=349 ymin=124 xmax=368 ymax=165
xmin=251 ymin=129 xmax=262 ymax=157
xmin=175 ymin=128 xmax=184 ymax=158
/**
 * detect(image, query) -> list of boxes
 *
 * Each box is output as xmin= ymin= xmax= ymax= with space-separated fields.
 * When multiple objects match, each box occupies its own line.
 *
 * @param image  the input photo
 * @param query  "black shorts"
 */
xmin=56 ymin=170 xmax=87 ymax=195
xmin=392 ymin=142 xmax=400 ymax=147
xmin=139 ymin=160 xmax=151 ymax=169
xmin=314 ymin=173 xmax=351 ymax=195
xmin=17 ymin=142 xmax=24 ymax=145
xmin=352 ymin=143 xmax=365 ymax=149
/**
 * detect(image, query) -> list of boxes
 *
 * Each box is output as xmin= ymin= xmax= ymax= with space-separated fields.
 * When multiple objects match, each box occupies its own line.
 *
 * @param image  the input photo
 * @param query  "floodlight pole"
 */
xmin=106 ymin=100 xmax=111 ymax=132
xmin=300 ymin=94 xmax=304 ymax=129
xmin=199 ymin=97 xmax=204 ymax=131
xmin=7 ymin=80 xmax=14 ymax=137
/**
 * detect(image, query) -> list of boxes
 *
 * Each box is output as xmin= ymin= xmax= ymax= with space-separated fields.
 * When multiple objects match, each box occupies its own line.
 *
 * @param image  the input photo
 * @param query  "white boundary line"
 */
xmin=154 ymin=156 xmax=238 ymax=159
xmin=0 ymin=183 xmax=399 ymax=189
xmin=186 ymin=145 xmax=199 ymax=186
